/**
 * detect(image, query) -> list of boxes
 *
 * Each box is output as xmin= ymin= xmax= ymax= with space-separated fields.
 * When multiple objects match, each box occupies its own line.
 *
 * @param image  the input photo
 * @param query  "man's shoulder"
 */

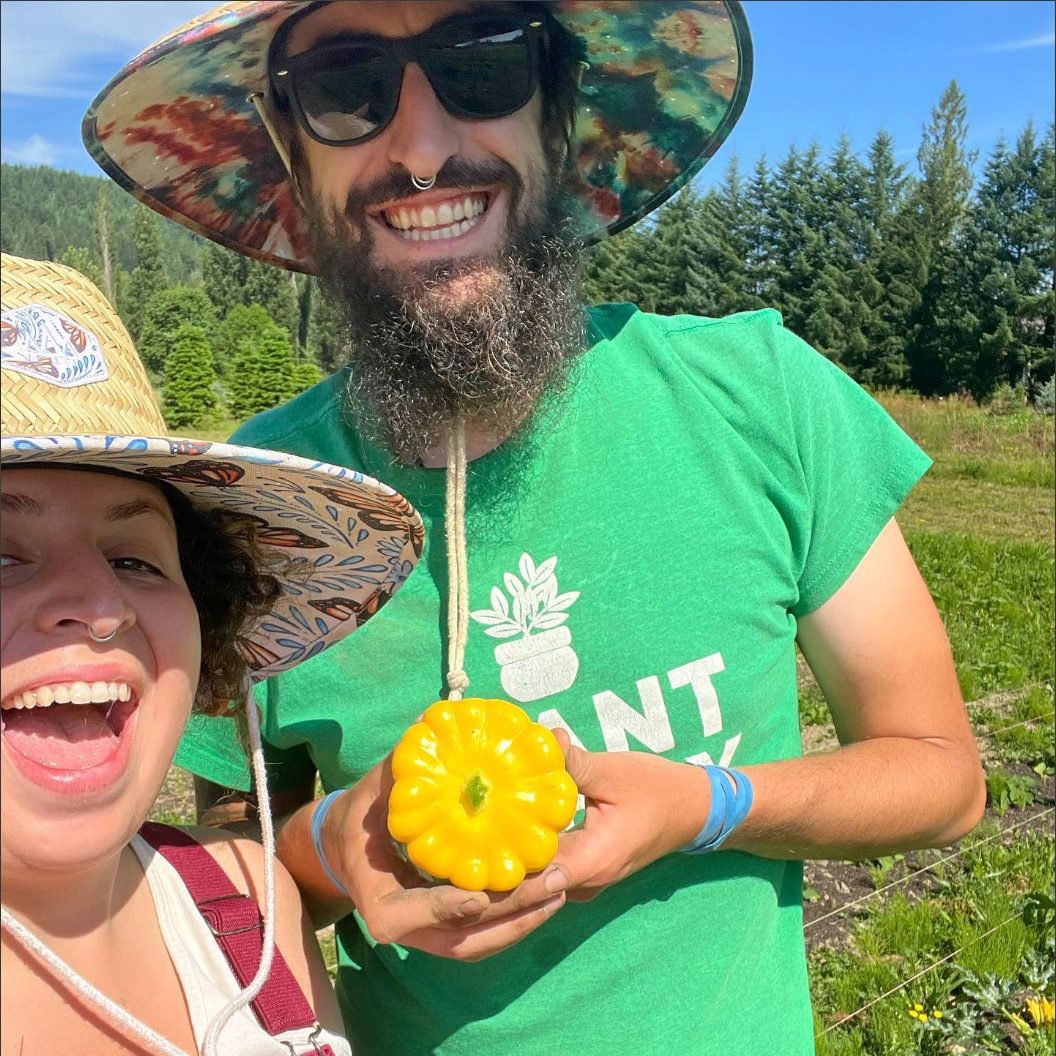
xmin=587 ymin=302 xmax=785 ymax=352
xmin=230 ymin=371 xmax=347 ymax=451
xmin=586 ymin=302 xmax=791 ymax=387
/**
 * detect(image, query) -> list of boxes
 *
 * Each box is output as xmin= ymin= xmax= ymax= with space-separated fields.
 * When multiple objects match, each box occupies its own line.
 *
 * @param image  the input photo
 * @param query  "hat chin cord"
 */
xmin=444 ymin=413 xmax=471 ymax=702
xmin=0 ymin=679 xmax=279 ymax=1056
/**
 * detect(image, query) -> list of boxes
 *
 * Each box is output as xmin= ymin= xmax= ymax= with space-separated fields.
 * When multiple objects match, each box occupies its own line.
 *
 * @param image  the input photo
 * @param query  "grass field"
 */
xmin=803 ymin=394 xmax=1055 ymax=1055
xmin=153 ymin=393 xmax=1056 ymax=1052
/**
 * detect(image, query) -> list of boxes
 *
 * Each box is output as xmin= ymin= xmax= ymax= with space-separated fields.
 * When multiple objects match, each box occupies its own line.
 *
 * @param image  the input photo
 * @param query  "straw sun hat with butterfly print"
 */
xmin=1 ymin=252 xmax=424 ymax=679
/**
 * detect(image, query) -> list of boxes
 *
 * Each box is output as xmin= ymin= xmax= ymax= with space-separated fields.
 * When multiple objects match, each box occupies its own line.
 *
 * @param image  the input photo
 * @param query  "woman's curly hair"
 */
xmin=158 ymin=481 xmax=287 ymax=716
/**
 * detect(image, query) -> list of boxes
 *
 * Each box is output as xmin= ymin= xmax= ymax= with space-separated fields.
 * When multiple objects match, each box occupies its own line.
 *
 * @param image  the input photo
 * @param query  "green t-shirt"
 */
xmin=177 ymin=305 xmax=930 ymax=1056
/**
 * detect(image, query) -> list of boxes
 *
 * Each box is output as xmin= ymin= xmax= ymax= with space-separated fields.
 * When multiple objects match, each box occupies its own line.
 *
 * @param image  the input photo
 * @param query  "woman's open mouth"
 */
xmin=1 ymin=681 xmax=139 ymax=793
xmin=378 ymin=191 xmax=492 ymax=242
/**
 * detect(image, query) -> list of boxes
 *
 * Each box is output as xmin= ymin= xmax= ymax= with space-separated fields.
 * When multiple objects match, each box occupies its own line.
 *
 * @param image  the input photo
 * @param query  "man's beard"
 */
xmin=306 ymin=158 xmax=586 ymax=463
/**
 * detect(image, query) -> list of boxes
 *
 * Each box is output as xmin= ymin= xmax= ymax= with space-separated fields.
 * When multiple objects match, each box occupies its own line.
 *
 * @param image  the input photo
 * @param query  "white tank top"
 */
xmin=129 ymin=834 xmax=352 ymax=1056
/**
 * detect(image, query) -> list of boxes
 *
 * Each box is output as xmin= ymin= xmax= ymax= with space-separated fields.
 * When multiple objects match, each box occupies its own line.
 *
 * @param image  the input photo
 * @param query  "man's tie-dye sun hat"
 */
xmin=81 ymin=1 xmax=753 ymax=274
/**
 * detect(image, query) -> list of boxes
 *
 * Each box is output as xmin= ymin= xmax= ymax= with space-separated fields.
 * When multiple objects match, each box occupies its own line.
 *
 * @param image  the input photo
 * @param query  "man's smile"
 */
xmin=367 ymin=186 xmax=503 ymax=254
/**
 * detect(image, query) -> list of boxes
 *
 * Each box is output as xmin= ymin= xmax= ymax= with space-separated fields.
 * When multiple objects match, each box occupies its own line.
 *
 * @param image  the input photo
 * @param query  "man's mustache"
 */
xmin=343 ymin=158 xmax=525 ymax=224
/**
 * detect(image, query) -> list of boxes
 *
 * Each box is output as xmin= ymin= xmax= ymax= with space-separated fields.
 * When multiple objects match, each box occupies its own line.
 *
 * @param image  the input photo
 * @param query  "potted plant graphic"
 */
xmin=470 ymin=553 xmax=580 ymax=703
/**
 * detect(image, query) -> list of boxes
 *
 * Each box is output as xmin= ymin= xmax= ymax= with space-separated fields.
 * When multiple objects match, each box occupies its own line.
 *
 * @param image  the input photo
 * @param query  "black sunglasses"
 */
xmin=268 ymin=10 xmax=547 ymax=147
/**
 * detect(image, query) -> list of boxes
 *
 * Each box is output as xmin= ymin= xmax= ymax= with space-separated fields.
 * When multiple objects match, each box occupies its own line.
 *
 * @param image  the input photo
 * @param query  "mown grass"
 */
xmin=908 ymin=533 xmax=1055 ymax=703
xmin=899 ymin=476 xmax=1054 ymax=545
xmin=876 ymin=392 xmax=1054 ymax=486
xmin=182 ymin=416 xmax=244 ymax=444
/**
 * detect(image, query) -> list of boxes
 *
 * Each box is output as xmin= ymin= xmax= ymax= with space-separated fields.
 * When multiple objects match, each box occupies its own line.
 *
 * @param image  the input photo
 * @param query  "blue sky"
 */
xmin=1 ymin=0 xmax=1053 ymax=185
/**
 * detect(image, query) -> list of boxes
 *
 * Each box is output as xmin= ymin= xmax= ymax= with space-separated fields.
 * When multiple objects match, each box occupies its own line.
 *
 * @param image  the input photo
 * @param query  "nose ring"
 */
xmin=411 ymin=172 xmax=436 ymax=191
xmin=87 ymin=627 xmax=119 ymax=644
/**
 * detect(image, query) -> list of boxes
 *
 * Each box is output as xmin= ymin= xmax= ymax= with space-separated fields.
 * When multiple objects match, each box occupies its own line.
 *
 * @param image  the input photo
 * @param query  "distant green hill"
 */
xmin=0 ymin=162 xmax=203 ymax=282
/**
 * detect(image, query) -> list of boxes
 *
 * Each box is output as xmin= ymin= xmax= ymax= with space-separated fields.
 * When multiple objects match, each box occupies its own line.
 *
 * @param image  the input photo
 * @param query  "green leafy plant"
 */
xmin=985 ymin=768 xmax=1039 ymax=816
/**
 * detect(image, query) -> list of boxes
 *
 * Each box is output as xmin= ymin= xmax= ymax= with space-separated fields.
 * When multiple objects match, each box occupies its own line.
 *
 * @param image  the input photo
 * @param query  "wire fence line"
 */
xmin=975 ymin=711 xmax=1056 ymax=742
xmin=815 ymin=912 xmax=1024 ymax=1038
xmin=805 ymin=806 xmax=1055 ymax=931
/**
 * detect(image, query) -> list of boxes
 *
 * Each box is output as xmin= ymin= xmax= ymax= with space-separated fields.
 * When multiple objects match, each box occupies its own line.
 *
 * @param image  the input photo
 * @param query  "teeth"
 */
xmin=394 ymin=213 xmax=482 ymax=242
xmin=1 ymin=682 xmax=133 ymax=710
xmin=384 ymin=195 xmax=487 ymax=232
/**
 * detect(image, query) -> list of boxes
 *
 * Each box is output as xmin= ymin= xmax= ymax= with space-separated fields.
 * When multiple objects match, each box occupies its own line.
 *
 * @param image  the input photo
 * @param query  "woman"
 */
xmin=0 ymin=253 xmax=424 ymax=1055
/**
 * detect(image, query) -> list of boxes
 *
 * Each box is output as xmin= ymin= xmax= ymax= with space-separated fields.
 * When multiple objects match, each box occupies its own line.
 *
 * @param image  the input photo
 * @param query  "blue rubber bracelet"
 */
xmin=683 ymin=765 xmax=754 ymax=854
xmin=310 ymin=789 xmax=350 ymax=896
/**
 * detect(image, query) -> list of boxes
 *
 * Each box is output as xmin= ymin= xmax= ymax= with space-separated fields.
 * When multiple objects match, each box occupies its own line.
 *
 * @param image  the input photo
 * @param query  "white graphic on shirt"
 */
xmin=470 ymin=553 xmax=580 ymax=703
xmin=594 ymin=677 xmax=676 ymax=753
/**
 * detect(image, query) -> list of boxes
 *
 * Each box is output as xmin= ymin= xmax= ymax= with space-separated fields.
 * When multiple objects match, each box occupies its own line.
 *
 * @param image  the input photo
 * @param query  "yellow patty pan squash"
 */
xmin=388 ymin=698 xmax=579 ymax=892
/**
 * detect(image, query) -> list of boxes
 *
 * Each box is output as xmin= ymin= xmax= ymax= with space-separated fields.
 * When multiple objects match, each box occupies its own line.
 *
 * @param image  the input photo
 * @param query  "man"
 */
xmin=85 ymin=3 xmax=985 ymax=1054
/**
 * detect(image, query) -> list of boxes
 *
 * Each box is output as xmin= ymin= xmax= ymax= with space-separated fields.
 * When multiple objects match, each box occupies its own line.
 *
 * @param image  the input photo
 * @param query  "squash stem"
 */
xmin=461 ymin=773 xmax=490 ymax=815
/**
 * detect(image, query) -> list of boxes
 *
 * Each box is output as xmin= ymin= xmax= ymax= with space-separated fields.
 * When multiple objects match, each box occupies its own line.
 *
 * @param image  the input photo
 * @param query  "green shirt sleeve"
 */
xmin=768 ymin=320 xmax=933 ymax=616
xmin=658 ymin=307 xmax=931 ymax=619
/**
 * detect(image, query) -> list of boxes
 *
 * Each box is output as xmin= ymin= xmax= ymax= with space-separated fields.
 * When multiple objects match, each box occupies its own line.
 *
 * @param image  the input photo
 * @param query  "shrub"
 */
xmin=212 ymin=303 xmax=279 ymax=376
xmin=985 ymin=382 xmax=1027 ymax=416
xmin=1035 ymin=377 xmax=1055 ymax=416
xmin=226 ymin=328 xmax=300 ymax=420
xmin=139 ymin=286 xmax=217 ymax=376
xmin=161 ymin=324 xmax=217 ymax=430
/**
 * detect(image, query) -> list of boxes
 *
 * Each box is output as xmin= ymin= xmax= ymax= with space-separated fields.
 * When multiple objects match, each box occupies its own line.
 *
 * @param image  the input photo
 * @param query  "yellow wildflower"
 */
xmin=1026 ymin=995 xmax=1055 ymax=1027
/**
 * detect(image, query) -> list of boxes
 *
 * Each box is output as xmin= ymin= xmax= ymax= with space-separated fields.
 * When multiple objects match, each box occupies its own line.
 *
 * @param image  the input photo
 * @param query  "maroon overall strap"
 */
xmin=138 ymin=822 xmax=318 ymax=1037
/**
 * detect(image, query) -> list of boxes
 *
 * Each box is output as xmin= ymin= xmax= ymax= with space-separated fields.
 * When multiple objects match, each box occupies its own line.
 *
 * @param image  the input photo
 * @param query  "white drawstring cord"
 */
xmin=202 ymin=676 xmax=278 ymax=1055
xmin=1 ymin=675 xmax=279 ymax=1056
xmin=444 ymin=412 xmax=470 ymax=701
xmin=0 ymin=908 xmax=192 ymax=1056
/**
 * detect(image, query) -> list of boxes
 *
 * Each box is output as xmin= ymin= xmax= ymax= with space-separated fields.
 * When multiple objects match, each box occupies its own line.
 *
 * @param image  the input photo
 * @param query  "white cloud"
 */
xmin=0 ymin=1 xmax=211 ymax=98
xmin=983 ymin=30 xmax=1056 ymax=53
xmin=1 ymin=133 xmax=60 ymax=165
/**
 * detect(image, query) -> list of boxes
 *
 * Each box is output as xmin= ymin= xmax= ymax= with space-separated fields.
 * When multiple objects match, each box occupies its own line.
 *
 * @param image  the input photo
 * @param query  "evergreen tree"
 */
xmin=945 ymin=124 xmax=1056 ymax=398
xmin=161 ymin=325 xmax=217 ymax=429
xmin=59 ymin=246 xmax=104 ymax=293
xmin=693 ymin=155 xmax=769 ymax=318
xmin=202 ymin=243 xmax=301 ymax=346
xmin=202 ymin=243 xmax=244 ymax=319
xmin=290 ymin=358 xmax=324 ymax=393
xmin=859 ymin=129 xmax=918 ymax=386
xmin=124 ymin=209 xmax=167 ymax=341
xmin=214 ymin=303 xmax=283 ymax=375
xmin=97 ymin=188 xmax=115 ymax=303
xmin=742 ymin=155 xmax=777 ymax=307
xmin=138 ymin=286 xmax=218 ymax=376
xmin=768 ymin=143 xmax=828 ymax=331
xmin=649 ymin=186 xmax=710 ymax=316
xmin=226 ymin=327 xmax=302 ymax=420
xmin=582 ymin=227 xmax=650 ymax=307
xmin=307 ymin=287 xmax=349 ymax=372
xmin=799 ymin=136 xmax=874 ymax=368
xmin=244 ymin=259 xmax=301 ymax=343
xmin=905 ymin=80 xmax=975 ymax=394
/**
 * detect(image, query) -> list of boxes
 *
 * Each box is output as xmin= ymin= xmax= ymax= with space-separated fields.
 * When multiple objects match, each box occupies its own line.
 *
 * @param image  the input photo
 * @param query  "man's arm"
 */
xmin=551 ymin=519 xmax=987 ymax=897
